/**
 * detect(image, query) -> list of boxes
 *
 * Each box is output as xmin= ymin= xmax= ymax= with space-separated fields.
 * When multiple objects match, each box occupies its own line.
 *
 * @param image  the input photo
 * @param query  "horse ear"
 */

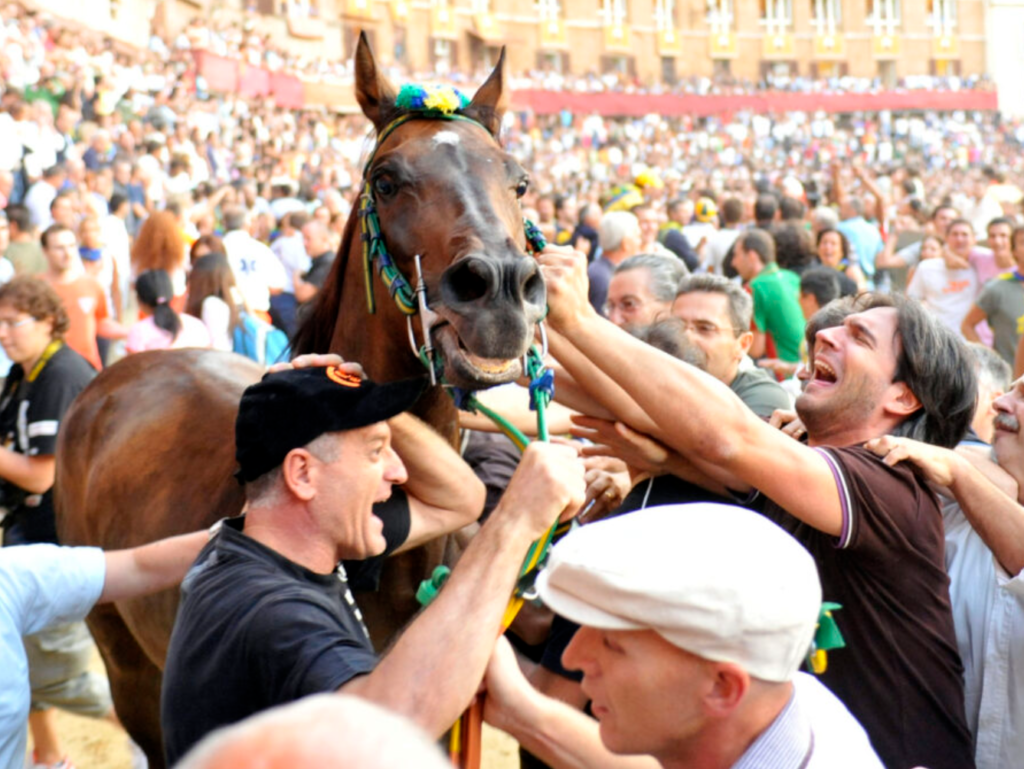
xmin=463 ymin=47 xmax=509 ymax=137
xmin=354 ymin=31 xmax=397 ymax=133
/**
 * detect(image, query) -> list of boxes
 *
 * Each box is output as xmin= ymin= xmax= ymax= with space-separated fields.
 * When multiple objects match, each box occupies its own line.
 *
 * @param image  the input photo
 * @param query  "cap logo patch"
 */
xmin=326 ymin=366 xmax=362 ymax=388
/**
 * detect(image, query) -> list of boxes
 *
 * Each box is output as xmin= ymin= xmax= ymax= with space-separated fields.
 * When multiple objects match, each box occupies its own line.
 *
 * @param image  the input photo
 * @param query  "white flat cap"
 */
xmin=536 ymin=503 xmax=822 ymax=683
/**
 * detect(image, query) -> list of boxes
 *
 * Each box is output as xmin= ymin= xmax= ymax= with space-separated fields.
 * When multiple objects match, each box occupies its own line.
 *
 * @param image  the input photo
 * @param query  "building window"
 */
xmin=866 ymin=0 xmax=901 ymax=33
xmin=926 ymin=0 xmax=957 ymax=34
xmin=759 ymin=0 xmax=792 ymax=34
xmin=600 ymin=0 xmax=629 ymax=28
xmin=707 ymin=0 xmax=734 ymax=33
xmin=810 ymin=0 xmax=842 ymax=31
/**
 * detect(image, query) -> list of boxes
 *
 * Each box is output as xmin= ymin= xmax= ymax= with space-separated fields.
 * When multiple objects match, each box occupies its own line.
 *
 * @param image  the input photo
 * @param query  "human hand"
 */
xmin=757 ymin=358 xmax=795 ymax=377
xmin=536 ymin=245 xmax=596 ymax=332
xmin=571 ymin=415 xmax=673 ymax=478
xmin=864 ymin=435 xmax=963 ymax=488
xmin=769 ymin=409 xmax=806 ymax=440
xmin=497 ymin=442 xmax=587 ymax=536
xmin=580 ymin=464 xmax=631 ymax=523
xmin=268 ymin=353 xmax=366 ymax=378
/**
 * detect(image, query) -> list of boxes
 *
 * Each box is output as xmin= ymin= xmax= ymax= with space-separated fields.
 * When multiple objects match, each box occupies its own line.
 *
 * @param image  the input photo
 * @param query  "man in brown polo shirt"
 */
xmin=537 ymin=245 xmax=976 ymax=769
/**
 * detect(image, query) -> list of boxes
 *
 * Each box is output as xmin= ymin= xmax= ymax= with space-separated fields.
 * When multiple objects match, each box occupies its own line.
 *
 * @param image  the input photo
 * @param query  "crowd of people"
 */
xmin=2 ymin=2 xmax=1024 ymax=769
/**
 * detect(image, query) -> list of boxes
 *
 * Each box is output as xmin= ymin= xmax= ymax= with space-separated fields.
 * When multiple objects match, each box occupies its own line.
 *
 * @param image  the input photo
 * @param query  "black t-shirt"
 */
xmin=0 ymin=344 xmax=95 ymax=546
xmin=762 ymin=446 xmax=974 ymax=769
xmin=161 ymin=490 xmax=411 ymax=765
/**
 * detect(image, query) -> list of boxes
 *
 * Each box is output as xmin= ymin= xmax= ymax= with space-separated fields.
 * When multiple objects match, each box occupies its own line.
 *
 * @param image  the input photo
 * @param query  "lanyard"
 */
xmin=27 ymin=340 xmax=63 ymax=383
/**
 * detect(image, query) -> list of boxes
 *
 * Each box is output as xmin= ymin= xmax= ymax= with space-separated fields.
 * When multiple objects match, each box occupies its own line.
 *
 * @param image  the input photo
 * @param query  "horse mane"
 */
xmin=291 ymin=207 xmax=358 ymax=356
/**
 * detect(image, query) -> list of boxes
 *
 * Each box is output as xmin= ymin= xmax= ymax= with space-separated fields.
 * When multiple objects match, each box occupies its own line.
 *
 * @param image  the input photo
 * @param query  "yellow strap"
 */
xmin=27 ymin=340 xmax=63 ymax=383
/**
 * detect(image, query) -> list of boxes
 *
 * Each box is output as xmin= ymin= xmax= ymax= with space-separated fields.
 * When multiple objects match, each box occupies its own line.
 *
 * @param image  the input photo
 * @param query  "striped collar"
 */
xmin=732 ymin=685 xmax=814 ymax=769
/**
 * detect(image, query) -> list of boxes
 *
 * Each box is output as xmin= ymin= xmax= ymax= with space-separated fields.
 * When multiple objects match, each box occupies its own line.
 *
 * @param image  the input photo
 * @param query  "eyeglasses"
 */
xmin=675 ymin=319 xmax=743 ymax=338
xmin=0 ymin=317 xmax=35 ymax=331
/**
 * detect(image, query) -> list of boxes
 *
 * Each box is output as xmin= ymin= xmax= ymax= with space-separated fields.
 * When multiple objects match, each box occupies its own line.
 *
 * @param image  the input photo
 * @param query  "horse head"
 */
xmin=295 ymin=34 xmax=546 ymax=395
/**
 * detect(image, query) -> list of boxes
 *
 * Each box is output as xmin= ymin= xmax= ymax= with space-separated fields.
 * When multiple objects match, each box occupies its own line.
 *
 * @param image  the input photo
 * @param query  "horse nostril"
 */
xmin=523 ymin=270 xmax=545 ymax=308
xmin=445 ymin=259 xmax=491 ymax=305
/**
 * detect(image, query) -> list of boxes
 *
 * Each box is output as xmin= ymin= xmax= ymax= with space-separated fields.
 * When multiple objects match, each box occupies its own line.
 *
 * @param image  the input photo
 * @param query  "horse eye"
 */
xmin=374 ymin=176 xmax=397 ymax=198
xmin=515 ymin=179 xmax=529 ymax=198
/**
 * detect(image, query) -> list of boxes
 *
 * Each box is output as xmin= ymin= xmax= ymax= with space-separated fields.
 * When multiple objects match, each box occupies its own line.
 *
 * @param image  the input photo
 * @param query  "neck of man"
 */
xmin=660 ymin=681 xmax=793 ymax=769
xmin=243 ymin=502 xmax=339 ymax=575
xmin=47 ymin=266 xmax=72 ymax=284
xmin=994 ymin=250 xmax=1014 ymax=270
xmin=605 ymin=248 xmax=631 ymax=267
xmin=806 ymin=419 xmax=896 ymax=449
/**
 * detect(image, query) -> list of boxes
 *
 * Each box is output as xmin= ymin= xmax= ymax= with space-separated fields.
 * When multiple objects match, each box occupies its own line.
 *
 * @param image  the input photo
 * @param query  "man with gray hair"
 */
xmin=605 ymin=253 xmax=688 ymax=329
xmin=810 ymin=205 xmax=839 ymax=240
xmin=672 ymin=274 xmax=791 ymax=418
xmin=222 ymin=204 xmax=287 ymax=318
xmin=969 ymin=343 xmax=1012 ymax=445
xmin=484 ymin=504 xmax=883 ymax=768
xmin=589 ymin=211 xmax=641 ymax=317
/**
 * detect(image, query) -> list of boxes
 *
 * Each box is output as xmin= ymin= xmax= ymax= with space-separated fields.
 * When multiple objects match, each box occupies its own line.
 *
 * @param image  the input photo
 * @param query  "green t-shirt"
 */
xmin=4 ymin=242 xmax=47 ymax=277
xmin=749 ymin=264 xmax=805 ymax=363
xmin=976 ymin=272 xmax=1024 ymax=366
xmin=729 ymin=366 xmax=792 ymax=419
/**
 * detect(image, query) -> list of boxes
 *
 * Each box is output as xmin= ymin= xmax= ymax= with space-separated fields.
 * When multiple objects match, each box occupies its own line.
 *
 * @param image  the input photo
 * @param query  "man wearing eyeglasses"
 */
xmin=671 ymin=273 xmax=791 ymax=418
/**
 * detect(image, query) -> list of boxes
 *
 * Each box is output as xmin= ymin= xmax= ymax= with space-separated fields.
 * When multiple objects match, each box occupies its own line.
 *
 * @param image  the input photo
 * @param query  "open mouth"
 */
xmin=433 ymin=324 xmax=523 ymax=388
xmin=810 ymin=359 xmax=839 ymax=387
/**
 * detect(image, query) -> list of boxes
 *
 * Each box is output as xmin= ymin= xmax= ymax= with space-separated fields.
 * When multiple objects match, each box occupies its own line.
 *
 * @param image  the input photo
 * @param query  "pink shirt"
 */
xmin=126 ymin=314 xmax=212 ymax=354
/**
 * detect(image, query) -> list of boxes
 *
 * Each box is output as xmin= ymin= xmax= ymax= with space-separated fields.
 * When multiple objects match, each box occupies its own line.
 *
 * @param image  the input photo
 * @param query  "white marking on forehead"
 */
xmin=432 ymin=130 xmax=461 ymax=147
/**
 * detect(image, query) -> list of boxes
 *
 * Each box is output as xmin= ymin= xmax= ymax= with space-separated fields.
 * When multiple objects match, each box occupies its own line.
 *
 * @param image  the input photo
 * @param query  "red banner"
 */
xmin=508 ymin=89 xmax=1000 ymax=117
xmin=270 ymin=72 xmax=305 ymax=110
xmin=192 ymin=51 xmax=1000 ymax=117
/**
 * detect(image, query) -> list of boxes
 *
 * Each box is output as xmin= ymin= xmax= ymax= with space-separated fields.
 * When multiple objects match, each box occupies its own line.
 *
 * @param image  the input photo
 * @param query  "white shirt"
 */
xmin=201 ymin=295 xmax=234 ymax=352
xmin=0 ymin=545 xmax=106 ymax=769
xmin=23 ymin=180 xmax=56 ymax=230
xmin=733 ymin=673 xmax=883 ymax=768
xmin=223 ymin=230 xmax=287 ymax=313
xmin=705 ymin=227 xmax=741 ymax=275
xmin=905 ymin=259 xmax=979 ymax=338
xmin=943 ymin=496 xmax=1024 ymax=769
xmin=270 ymin=232 xmax=310 ymax=294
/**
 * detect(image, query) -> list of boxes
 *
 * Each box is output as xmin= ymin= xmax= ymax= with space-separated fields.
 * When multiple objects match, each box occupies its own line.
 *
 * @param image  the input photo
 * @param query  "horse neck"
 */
xmin=331 ymin=217 xmax=461 ymax=446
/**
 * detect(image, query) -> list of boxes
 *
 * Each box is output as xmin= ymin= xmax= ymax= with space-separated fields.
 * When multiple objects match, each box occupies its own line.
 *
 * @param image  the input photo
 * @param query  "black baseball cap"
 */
xmin=234 ymin=366 xmax=427 ymax=483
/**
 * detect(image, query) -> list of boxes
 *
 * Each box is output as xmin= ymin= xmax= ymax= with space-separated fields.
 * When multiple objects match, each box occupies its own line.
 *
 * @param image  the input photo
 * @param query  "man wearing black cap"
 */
xmin=160 ymin=358 xmax=586 ymax=764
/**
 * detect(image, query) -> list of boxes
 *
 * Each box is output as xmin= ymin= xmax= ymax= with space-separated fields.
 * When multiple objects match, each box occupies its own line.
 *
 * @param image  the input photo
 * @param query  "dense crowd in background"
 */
xmin=4 ymin=3 xmax=1024 ymax=769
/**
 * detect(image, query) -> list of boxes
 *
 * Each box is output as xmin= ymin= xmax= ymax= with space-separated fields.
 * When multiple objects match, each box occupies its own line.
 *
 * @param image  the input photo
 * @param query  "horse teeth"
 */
xmin=467 ymin=355 xmax=514 ymax=374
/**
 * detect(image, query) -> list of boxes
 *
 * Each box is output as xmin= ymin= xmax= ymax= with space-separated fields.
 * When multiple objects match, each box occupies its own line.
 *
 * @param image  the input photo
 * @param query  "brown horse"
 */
xmin=55 ymin=34 xmax=545 ymax=768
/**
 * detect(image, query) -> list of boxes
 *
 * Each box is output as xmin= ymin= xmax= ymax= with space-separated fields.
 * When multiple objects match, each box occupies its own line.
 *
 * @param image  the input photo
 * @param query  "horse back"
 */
xmin=55 ymin=349 xmax=263 ymax=664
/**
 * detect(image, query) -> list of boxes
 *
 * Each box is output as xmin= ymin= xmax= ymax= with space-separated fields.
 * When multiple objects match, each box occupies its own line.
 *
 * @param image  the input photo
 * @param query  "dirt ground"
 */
xmin=33 ymin=650 xmax=520 ymax=768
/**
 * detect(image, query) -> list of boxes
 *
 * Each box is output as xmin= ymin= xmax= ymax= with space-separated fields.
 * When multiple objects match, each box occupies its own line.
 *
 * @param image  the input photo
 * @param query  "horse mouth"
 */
xmin=433 ymin=324 xmax=523 ymax=389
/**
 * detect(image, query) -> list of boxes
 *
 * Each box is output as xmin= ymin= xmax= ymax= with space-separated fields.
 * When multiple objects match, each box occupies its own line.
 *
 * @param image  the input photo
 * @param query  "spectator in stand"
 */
xmin=836 ymin=196 xmax=883 ymax=284
xmin=48 ymin=193 xmax=76 ymax=231
xmin=126 ymin=270 xmax=211 ymax=353
xmin=23 ymin=165 xmax=65 ymax=231
xmin=815 ymin=228 xmax=865 ymax=294
xmin=270 ymin=211 xmax=310 ymax=336
xmin=907 ymin=233 xmax=979 ymax=339
xmin=779 ymin=195 xmax=806 ymax=223
xmin=40 ymin=224 xmax=126 ymax=370
xmin=185 ymin=254 xmax=242 ymax=353
xmin=604 ymin=254 xmax=687 ymax=329
xmin=753 ymin=194 xmax=779 ymax=229
xmin=732 ymin=229 xmax=805 ymax=364
xmin=131 ymin=211 xmax=189 ymax=312
xmin=570 ymin=203 xmax=601 ymax=260
xmin=879 ymin=204 xmax=960 ymax=272
xmin=964 ymin=226 xmax=1024 ymax=366
xmin=983 ymin=217 xmax=1015 ymax=272
xmin=4 ymin=204 xmax=46 ymax=276
xmin=679 ymin=197 xmax=718 ymax=260
xmin=589 ymin=212 xmax=640 ymax=317
xmin=948 ymin=218 xmax=999 ymax=287
xmin=222 ymin=205 xmax=286 ymax=323
xmin=705 ymin=197 xmax=743 ymax=276
xmin=810 ymin=205 xmax=840 ymax=241
xmin=190 ymin=234 xmax=226 ymax=265
xmin=798 ymin=267 xmax=843 ymax=323
xmin=294 ymin=219 xmax=335 ymax=312
xmin=632 ymin=203 xmax=681 ymax=263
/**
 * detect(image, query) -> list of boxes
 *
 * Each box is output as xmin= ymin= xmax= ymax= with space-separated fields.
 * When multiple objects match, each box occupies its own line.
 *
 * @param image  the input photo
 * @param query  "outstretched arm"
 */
xmin=539 ymin=246 xmax=844 ymax=536
xmin=100 ymin=531 xmax=209 ymax=603
xmin=866 ymin=436 xmax=1024 ymax=575
xmin=341 ymin=444 xmax=587 ymax=737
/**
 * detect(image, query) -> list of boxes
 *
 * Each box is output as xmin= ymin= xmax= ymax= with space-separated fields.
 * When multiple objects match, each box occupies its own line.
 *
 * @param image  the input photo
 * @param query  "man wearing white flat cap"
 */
xmin=483 ymin=504 xmax=883 ymax=769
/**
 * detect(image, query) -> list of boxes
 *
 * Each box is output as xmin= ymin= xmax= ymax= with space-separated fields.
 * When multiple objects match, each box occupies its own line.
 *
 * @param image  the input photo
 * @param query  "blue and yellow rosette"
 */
xmin=396 ymin=83 xmax=471 ymax=116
